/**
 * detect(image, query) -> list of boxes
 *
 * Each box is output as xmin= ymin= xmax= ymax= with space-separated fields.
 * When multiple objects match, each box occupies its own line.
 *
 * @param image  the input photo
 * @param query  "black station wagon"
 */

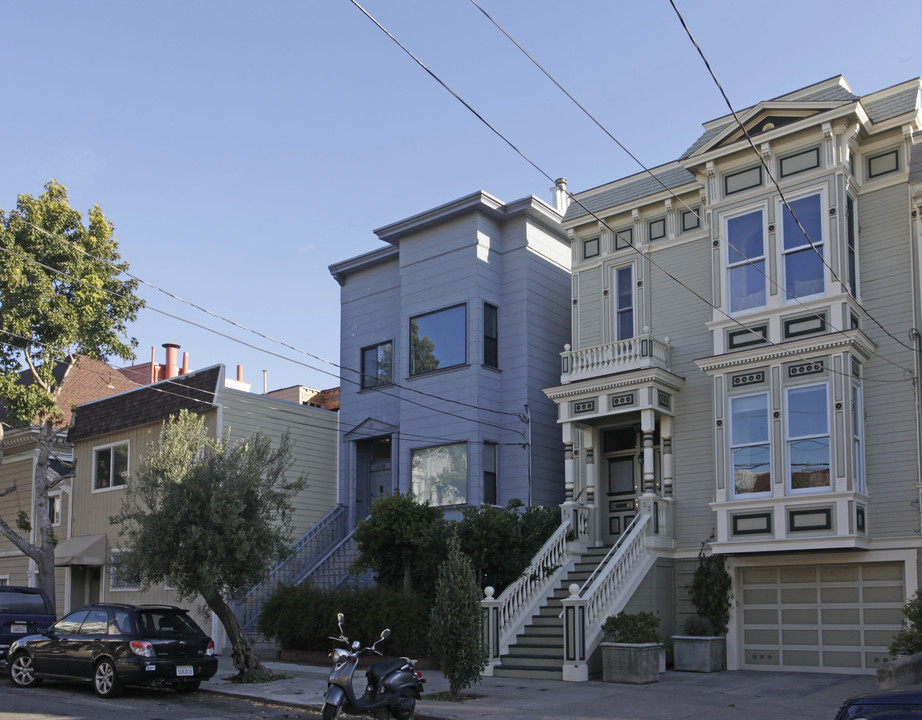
xmin=7 ymin=602 xmax=217 ymax=697
xmin=0 ymin=586 xmax=56 ymax=670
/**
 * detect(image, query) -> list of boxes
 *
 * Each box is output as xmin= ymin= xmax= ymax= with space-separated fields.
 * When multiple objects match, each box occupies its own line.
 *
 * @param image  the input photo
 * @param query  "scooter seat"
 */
xmin=365 ymin=658 xmax=406 ymax=681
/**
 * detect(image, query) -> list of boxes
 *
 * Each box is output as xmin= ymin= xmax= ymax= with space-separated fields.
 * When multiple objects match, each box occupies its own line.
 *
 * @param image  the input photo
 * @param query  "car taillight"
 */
xmin=130 ymin=640 xmax=154 ymax=657
xmin=206 ymin=641 xmax=215 ymax=656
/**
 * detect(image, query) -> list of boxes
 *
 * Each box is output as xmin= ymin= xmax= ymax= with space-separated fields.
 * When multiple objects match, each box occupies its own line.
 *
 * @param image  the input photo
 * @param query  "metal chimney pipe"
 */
xmin=237 ymin=365 xmax=244 ymax=382
xmin=162 ymin=342 xmax=180 ymax=379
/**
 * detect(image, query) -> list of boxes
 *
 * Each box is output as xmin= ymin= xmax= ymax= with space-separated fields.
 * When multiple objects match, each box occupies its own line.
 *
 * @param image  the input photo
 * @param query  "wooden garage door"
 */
xmin=740 ymin=562 xmax=905 ymax=673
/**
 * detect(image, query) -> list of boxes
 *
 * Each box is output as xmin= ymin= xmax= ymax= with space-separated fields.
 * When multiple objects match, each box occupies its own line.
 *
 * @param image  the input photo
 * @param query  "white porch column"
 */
xmin=583 ymin=427 xmax=595 ymax=506
xmin=661 ymin=414 xmax=673 ymax=498
xmin=563 ymin=423 xmax=575 ymax=501
xmin=641 ymin=408 xmax=655 ymax=494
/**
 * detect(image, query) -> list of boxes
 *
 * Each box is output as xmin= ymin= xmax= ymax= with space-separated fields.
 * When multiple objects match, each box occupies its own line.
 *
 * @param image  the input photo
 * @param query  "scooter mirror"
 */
xmin=337 ymin=612 xmax=344 ymax=624
xmin=381 ymin=628 xmax=391 ymax=640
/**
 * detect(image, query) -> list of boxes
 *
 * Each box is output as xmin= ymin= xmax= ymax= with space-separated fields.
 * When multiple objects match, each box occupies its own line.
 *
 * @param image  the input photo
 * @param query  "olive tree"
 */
xmin=0 ymin=180 xmax=142 ymax=608
xmin=111 ymin=410 xmax=305 ymax=680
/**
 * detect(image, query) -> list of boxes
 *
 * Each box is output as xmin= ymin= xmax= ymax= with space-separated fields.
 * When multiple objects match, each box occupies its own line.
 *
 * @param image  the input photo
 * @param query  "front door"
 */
xmin=355 ymin=436 xmax=392 ymax=521
xmin=605 ymin=454 xmax=638 ymax=542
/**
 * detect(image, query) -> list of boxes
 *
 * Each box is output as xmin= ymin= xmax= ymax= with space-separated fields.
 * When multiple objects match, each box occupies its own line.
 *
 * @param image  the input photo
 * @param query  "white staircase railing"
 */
xmin=560 ymin=512 xmax=657 ymax=681
xmin=481 ymin=518 xmax=574 ymax=670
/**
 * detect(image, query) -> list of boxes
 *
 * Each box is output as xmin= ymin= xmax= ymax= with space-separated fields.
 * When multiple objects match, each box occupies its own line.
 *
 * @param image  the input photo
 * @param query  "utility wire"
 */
xmin=351 ymin=0 xmax=912 ymax=384
xmin=0 ymin=331 xmax=528 ymax=447
xmin=666 ymin=0 xmax=918 ymax=354
xmin=470 ymin=0 xmax=916 ymax=378
xmin=0 ymin=234 xmax=528 ymax=436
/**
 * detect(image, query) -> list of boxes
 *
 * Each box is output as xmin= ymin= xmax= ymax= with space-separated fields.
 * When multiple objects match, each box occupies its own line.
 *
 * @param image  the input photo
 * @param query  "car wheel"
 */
xmin=93 ymin=658 xmax=123 ymax=698
xmin=9 ymin=653 xmax=42 ymax=688
xmin=175 ymin=680 xmax=201 ymax=693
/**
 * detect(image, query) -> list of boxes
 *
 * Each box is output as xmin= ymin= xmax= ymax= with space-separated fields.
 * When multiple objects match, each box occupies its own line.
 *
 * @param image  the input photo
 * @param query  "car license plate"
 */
xmin=10 ymin=625 xmax=26 ymax=634
xmin=176 ymin=666 xmax=194 ymax=677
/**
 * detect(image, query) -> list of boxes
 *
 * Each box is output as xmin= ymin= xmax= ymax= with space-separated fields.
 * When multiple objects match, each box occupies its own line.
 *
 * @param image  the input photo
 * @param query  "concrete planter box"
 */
xmin=672 ymin=636 xmax=724 ymax=673
xmin=601 ymin=642 xmax=661 ymax=684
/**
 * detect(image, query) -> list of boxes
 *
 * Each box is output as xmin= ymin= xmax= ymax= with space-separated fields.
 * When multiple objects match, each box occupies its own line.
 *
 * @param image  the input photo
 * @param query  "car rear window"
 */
xmin=0 ymin=591 xmax=52 ymax=614
xmin=137 ymin=609 xmax=202 ymax=636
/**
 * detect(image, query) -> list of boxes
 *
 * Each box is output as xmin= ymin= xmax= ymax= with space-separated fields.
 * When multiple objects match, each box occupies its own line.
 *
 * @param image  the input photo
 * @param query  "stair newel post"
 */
xmin=482 ymin=586 xmax=501 ymax=676
xmin=561 ymin=583 xmax=590 ymax=682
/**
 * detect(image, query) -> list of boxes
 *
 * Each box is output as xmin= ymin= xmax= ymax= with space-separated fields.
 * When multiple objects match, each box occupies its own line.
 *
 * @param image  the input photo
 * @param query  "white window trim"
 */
xmin=92 ymin=440 xmax=130 ymax=493
xmin=777 ymin=188 xmax=827 ymax=305
xmin=611 ymin=262 xmax=636 ymax=341
xmin=852 ymin=381 xmax=866 ymax=495
xmin=729 ymin=391 xmax=772 ymax=499
xmin=784 ymin=382 xmax=832 ymax=496
xmin=0 ymin=574 xmax=9 ymax=586
xmin=724 ymin=202 xmax=768 ymax=316
xmin=47 ymin=491 xmax=62 ymax=527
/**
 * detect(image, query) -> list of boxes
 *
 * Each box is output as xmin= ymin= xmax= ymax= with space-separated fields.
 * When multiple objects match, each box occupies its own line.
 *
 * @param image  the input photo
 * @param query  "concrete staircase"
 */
xmin=493 ymin=546 xmax=611 ymax=680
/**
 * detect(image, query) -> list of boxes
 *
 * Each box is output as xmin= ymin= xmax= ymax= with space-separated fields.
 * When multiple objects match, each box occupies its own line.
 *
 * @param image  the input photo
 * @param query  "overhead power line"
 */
xmin=350 ymin=0 xmax=913 ymax=384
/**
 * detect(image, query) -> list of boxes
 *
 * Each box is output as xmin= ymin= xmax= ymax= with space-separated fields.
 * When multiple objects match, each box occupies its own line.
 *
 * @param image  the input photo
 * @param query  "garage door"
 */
xmin=740 ymin=562 xmax=905 ymax=673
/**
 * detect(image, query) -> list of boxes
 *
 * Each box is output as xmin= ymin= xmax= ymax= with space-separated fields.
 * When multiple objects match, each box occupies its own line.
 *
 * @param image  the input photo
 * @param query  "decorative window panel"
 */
xmin=725 ymin=166 xmax=763 ymax=195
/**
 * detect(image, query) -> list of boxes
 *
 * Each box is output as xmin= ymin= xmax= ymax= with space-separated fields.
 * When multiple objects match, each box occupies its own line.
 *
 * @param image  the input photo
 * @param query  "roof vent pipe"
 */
xmin=181 ymin=352 xmax=190 ymax=375
xmin=237 ymin=365 xmax=244 ymax=382
xmin=553 ymin=177 xmax=569 ymax=214
xmin=162 ymin=342 xmax=180 ymax=380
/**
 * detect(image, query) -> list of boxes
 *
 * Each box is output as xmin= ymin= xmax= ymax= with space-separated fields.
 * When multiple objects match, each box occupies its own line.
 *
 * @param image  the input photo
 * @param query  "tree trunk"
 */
xmin=34 ymin=419 xmax=58 ymax=609
xmin=206 ymin=591 xmax=268 ymax=679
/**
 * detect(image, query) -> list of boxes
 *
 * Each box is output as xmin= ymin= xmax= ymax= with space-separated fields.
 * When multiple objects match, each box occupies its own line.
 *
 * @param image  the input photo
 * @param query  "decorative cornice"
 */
xmin=544 ymin=367 xmax=685 ymax=401
xmin=695 ymin=330 xmax=877 ymax=373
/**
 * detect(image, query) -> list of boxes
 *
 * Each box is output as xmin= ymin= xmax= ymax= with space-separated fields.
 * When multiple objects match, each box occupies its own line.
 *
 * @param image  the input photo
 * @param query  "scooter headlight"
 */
xmin=331 ymin=648 xmax=352 ymax=663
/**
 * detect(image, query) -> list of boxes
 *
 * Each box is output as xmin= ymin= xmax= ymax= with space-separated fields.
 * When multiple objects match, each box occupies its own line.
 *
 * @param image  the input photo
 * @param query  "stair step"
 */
xmin=494 ymin=665 xmax=563 ymax=680
xmin=499 ymin=653 xmax=562 ymax=667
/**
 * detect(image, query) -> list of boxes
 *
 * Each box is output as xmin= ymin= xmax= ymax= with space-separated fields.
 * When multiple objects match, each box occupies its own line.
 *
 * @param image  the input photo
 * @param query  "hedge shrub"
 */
xmin=258 ymin=584 xmax=427 ymax=657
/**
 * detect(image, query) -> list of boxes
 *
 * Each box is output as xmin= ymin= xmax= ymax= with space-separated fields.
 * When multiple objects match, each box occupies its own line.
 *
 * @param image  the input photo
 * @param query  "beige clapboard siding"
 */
xmin=854 ymin=183 xmax=920 ymax=538
xmin=217 ymin=388 xmax=339 ymax=537
xmin=649 ymin=235 xmax=716 ymax=551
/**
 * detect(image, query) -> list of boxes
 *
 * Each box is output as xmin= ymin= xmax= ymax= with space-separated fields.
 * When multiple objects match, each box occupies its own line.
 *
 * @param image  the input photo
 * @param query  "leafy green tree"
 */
xmin=890 ymin=591 xmax=922 ymax=656
xmin=0 ymin=180 xmax=142 ymax=608
xmin=352 ymin=491 xmax=446 ymax=599
xmin=111 ymin=410 xmax=305 ymax=680
xmin=456 ymin=500 xmax=559 ymax=593
xmin=429 ymin=532 xmax=487 ymax=696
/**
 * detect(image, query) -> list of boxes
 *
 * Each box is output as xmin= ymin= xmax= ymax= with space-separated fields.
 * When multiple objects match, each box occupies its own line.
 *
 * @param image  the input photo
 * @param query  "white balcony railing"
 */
xmin=560 ymin=333 xmax=671 ymax=384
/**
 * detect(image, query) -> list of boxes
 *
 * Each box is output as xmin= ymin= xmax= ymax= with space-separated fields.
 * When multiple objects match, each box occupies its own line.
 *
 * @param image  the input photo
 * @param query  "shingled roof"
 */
xmin=0 ymin=356 xmax=136 ymax=428
xmin=68 ymin=365 xmax=222 ymax=443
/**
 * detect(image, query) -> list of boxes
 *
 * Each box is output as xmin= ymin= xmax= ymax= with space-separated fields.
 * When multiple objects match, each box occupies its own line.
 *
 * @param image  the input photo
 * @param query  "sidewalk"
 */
xmin=206 ymin=655 xmax=881 ymax=719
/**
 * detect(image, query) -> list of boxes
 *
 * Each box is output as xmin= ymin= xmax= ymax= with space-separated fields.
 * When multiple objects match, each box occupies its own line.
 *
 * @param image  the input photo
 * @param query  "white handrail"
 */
xmin=486 ymin=519 xmax=571 ymax=653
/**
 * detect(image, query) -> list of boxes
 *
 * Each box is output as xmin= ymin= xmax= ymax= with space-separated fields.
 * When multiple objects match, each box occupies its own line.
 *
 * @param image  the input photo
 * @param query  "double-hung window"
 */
xmin=786 ymin=384 xmax=830 ymax=492
xmin=727 ymin=209 xmax=766 ymax=313
xmin=409 ymin=304 xmax=466 ymax=376
xmin=483 ymin=442 xmax=497 ymax=505
xmin=852 ymin=383 xmax=865 ymax=494
xmin=846 ymin=195 xmax=858 ymax=296
xmin=614 ymin=265 xmax=634 ymax=340
xmin=781 ymin=193 xmax=824 ymax=300
xmin=361 ymin=341 xmax=393 ymax=389
xmin=730 ymin=393 xmax=771 ymax=496
xmin=94 ymin=442 xmax=128 ymax=491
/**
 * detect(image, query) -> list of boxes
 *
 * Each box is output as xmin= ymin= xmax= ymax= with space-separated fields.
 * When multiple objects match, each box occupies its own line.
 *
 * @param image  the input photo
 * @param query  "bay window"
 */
xmin=785 ymin=384 xmax=830 ymax=492
xmin=727 ymin=209 xmax=766 ymax=313
xmin=730 ymin=393 xmax=771 ymax=496
xmin=781 ymin=193 xmax=824 ymax=300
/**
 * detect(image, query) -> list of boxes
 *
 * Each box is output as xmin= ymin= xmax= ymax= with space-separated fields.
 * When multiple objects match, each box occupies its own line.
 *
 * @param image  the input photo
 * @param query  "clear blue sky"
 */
xmin=2 ymin=0 xmax=918 ymax=392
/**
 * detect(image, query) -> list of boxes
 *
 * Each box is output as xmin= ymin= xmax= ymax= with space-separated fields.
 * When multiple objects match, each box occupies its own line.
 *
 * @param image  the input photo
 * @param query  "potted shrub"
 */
xmin=673 ymin=545 xmax=730 ymax=672
xmin=600 ymin=611 xmax=662 ymax=684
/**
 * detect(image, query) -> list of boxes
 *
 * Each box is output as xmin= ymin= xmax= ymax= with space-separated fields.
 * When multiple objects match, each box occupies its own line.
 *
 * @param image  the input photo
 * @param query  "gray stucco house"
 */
xmin=329 ymin=187 xmax=571 ymax=525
